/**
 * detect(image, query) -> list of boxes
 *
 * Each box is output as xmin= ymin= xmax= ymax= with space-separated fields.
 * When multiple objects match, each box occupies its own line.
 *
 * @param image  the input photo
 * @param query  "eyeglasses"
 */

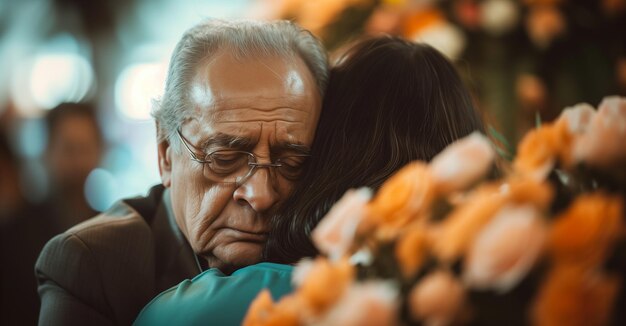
xmin=176 ymin=129 xmax=310 ymax=185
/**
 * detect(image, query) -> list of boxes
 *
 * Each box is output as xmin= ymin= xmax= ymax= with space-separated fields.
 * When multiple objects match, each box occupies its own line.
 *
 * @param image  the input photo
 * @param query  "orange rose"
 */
xmin=297 ymin=257 xmax=355 ymax=316
xmin=429 ymin=132 xmax=495 ymax=195
xmin=431 ymin=182 xmax=507 ymax=262
xmin=395 ymin=225 xmax=429 ymax=279
xmin=506 ymin=176 xmax=554 ymax=209
xmin=243 ymin=290 xmax=301 ymax=326
xmin=464 ymin=204 xmax=547 ymax=292
xmin=362 ymin=162 xmax=436 ymax=241
xmin=549 ymin=193 xmax=624 ymax=267
xmin=408 ymin=270 xmax=466 ymax=325
xmin=513 ymin=122 xmax=571 ymax=181
xmin=532 ymin=265 xmax=621 ymax=326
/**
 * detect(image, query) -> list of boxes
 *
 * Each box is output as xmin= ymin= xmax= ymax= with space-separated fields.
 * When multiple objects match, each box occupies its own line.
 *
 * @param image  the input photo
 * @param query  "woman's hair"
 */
xmin=266 ymin=36 xmax=485 ymax=263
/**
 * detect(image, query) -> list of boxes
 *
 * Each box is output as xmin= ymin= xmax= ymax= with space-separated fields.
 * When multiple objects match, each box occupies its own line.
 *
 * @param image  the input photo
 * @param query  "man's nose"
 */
xmin=232 ymin=166 xmax=280 ymax=213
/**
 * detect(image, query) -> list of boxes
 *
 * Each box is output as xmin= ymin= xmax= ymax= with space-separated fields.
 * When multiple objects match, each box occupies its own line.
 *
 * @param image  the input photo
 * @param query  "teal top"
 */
xmin=134 ymin=263 xmax=294 ymax=326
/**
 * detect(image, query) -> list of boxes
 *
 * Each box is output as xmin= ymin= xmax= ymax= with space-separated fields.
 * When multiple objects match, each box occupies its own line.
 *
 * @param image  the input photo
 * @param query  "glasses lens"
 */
xmin=204 ymin=151 xmax=252 ymax=183
xmin=276 ymin=155 xmax=308 ymax=180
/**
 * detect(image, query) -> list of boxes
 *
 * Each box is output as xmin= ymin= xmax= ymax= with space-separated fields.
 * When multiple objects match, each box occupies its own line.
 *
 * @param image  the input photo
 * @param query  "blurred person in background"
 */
xmin=1 ymin=102 xmax=104 ymax=325
xmin=0 ymin=131 xmax=24 ymax=225
xmin=43 ymin=102 xmax=104 ymax=229
xmin=35 ymin=19 xmax=328 ymax=326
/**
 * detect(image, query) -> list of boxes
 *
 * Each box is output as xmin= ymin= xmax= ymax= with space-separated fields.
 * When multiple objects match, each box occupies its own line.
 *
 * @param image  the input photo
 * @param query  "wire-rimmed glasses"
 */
xmin=176 ymin=129 xmax=310 ymax=185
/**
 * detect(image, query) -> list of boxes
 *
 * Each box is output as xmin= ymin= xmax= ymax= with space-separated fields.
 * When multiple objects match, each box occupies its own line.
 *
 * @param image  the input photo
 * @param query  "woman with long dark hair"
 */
xmin=266 ymin=36 xmax=484 ymax=264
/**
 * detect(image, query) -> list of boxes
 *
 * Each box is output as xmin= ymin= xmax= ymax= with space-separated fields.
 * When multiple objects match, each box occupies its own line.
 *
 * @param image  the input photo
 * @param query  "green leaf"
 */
xmin=487 ymin=126 xmax=515 ymax=161
xmin=535 ymin=112 xmax=542 ymax=128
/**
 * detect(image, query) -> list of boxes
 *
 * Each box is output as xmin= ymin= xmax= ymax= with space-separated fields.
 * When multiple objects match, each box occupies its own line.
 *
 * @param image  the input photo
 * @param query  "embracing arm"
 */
xmin=35 ymin=233 xmax=115 ymax=326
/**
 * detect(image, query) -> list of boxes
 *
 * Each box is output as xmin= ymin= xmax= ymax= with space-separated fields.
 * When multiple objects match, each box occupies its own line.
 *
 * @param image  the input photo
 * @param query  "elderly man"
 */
xmin=35 ymin=19 xmax=327 ymax=325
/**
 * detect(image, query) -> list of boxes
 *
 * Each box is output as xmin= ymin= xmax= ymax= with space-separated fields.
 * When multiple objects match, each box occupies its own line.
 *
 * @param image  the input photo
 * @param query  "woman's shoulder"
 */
xmin=230 ymin=262 xmax=294 ymax=276
xmin=134 ymin=263 xmax=294 ymax=326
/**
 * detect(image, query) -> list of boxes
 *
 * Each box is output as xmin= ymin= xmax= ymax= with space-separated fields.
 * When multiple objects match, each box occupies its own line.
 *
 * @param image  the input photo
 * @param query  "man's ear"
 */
xmin=157 ymin=140 xmax=173 ymax=187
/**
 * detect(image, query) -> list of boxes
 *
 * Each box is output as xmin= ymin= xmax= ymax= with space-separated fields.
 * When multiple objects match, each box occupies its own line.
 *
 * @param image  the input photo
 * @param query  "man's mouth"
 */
xmin=218 ymin=227 xmax=269 ymax=242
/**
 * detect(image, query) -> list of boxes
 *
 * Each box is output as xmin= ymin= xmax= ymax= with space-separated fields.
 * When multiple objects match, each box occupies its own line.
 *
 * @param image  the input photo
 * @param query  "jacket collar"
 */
xmin=151 ymin=187 xmax=202 ymax=291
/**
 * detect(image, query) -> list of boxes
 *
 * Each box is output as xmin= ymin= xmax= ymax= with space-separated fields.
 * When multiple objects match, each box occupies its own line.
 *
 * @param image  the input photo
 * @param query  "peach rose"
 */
xmin=408 ymin=270 xmax=466 ymax=325
xmin=573 ymin=96 xmax=626 ymax=168
xmin=557 ymin=103 xmax=596 ymax=135
xmin=312 ymin=188 xmax=372 ymax=260
xmin=433 ymin=178 xmax=552 ymax=262
xmin=291 ymin=258 xmax=315 ymax=288
xmin=363 ymin=162 xmax=436 ymax=241
xmin=243 ymin=290 xmax=300 ymax=326
xmin=532 ymin=265 xmax=621 ymax=326
xmin=549 ymin=193 xmax=624 ymax=267
xmin=463 ymin=204 xmax=547 ymax=292
xmin=395 ymin=225 xmax=429 ymax=279
xmin=431 ymin=182 xmax=507 ymax=262
xmin=553 ymin=102 xmax=595 ymax=166
xmin=316 ymin=281 xmax=399 ymax=326
xmin=429 ymin=132 xmax=495 ymax=194
xmin=297 ymin=257 xmax=355 ymax=316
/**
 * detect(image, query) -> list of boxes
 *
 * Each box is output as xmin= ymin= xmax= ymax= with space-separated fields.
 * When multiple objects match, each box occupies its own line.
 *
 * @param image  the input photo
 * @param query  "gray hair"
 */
xmin=153 ymin=19 xmax=329 ymax=146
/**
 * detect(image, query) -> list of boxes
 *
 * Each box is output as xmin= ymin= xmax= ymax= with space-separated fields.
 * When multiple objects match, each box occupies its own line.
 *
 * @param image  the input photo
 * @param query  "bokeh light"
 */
xmin=114 ymin=62 xmax=167 ymax=121
xmin=10 ymin=33 xmax=95 ymax=115
xmin=15 ymin=118 xmax=46 ymax=159
xmin=29 ymin=53 xmax=95 ymax=109
xmin=84 ymin=168 xmax=118 ymax=212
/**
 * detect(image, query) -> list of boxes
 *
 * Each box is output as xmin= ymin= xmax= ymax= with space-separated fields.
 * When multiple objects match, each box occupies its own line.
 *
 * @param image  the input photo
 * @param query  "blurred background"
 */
xmin=0 ymin=0 xmax=625 ymax=221
xmin=0 ymin=0 xmax=624 ymax=323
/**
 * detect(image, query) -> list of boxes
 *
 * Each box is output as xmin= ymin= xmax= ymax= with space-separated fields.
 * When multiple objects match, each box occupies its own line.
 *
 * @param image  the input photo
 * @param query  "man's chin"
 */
xmin=205 ymin=242 xmax=264 ymax=274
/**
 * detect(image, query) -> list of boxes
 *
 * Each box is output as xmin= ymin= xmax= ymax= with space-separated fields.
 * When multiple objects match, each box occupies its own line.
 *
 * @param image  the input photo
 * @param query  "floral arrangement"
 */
xmin=243 ymin=96 xmax=626 ymax=326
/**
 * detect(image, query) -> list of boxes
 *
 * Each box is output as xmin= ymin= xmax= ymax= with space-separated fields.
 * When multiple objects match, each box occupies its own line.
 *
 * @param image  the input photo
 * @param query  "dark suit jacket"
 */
xmin=35 ymin=185 xmax=201 ymax=325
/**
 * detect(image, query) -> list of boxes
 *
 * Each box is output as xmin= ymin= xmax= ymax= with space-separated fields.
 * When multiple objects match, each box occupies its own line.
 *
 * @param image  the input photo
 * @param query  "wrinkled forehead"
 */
xmin=190 ymin=50 xmax=317 ymax=103
xmin=183 ymin=51 xmax=321 ymax=146
xmin=188 ymin=104 xmax=318 ymax=149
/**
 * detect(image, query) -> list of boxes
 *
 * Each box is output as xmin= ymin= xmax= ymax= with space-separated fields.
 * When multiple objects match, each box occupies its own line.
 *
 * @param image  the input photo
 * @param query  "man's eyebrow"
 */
xmin=198 ymin=133 xmax=310 ymax=154
xmin=200 ymin=133 xmax=256 ymax=151
xmin=273 ymin=142 xmax=311 ymax=155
